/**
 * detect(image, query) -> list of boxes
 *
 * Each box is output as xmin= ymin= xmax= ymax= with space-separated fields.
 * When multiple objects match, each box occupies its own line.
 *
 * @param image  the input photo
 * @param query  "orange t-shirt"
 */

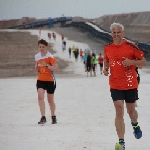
xmin=104 ymin=40 xmax=144 ymax=90
xmin=35 ymin=52 xmax=56 ymax=81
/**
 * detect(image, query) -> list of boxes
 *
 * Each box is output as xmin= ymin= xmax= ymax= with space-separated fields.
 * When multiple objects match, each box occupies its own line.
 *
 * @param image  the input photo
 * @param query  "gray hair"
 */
xmin=110 ymin=22 xmax=124 ymax=31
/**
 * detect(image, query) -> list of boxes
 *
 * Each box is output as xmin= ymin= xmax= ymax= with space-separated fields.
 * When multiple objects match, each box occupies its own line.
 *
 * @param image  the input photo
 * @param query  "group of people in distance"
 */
xmin=35 ymin=22 xmax=146 ymax=150
xmin=67 ymin=45 xmax=104 ymax=77
xmin=47 ymin=32 xmax=56 ymax=40
xmin=68 ymin=45 xmax=82 ymax=62
xmin=82 ymin=50 xmax=104 ymax=77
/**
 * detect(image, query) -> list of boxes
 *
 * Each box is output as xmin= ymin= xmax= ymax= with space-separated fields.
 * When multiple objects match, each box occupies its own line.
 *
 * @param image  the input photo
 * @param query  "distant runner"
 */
xmin=98 ymin=53 xmax=104 ymax=74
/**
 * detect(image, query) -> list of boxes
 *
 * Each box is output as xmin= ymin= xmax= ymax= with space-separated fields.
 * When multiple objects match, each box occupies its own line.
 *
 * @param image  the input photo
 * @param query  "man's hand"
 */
xmin=122 ymin=57 xmax=134 ymax=67
xmin=40 ymin=60 xmax=47 ymax=66
xmin=35 ymin=66 xmax=39 ymax=72
xmin=103 ymin=68 xmax=109 ymax=76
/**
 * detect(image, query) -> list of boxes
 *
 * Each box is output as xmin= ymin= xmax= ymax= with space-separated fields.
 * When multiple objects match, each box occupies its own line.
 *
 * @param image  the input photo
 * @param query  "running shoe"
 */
xmin=115 ymin=141 xmax=125 ymax=150
xmin=132 ymin=124 xmax=142 ymax=139
xmin=51 ymin=116 xmax=57 ymax=124
xmin=38 ymin=116 xmax=47 ymax=124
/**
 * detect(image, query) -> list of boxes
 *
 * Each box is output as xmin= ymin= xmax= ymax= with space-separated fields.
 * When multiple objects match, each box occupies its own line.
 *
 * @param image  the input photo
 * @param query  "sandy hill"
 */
xmin=93 ymin=11 xmax=150 ymax=42
xmin=94 ymin=11 xmax=150 ymax=28
xmin=0 ymin=31 xmax=69 ymax=78
xmin=1 ymin=11 xmax=150 ymax=42
xmin=1 ymin=11 xmax=150 ymax=28
xmin=72 ymin=12 xmax=150 ymax=42
xmin=0 ymin=11 xmax=150 ymax=78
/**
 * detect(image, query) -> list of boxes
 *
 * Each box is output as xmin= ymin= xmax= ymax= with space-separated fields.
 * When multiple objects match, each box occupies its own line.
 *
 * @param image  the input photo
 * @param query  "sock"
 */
xmin=131 ymin=122 xmax=138 ymax=126
xmin=119 ymin=139 xmax=125 ymax=143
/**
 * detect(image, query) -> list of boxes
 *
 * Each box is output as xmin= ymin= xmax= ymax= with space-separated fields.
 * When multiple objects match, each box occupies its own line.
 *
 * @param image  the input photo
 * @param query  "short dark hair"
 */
xmin=38 ymin=39 xmax=48 ymax=46
xmin=92 ymin=53 xmax=96 ymax=57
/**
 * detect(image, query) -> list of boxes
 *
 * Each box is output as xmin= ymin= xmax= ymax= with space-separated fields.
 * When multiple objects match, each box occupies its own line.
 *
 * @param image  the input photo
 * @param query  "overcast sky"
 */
xmin=0 ymin=0 xmax=150 ymax=20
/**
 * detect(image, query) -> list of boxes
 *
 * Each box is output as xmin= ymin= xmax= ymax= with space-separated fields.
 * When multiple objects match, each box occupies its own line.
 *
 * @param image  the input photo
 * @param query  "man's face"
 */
xmin=38 ymin=43 xmax=47 ymax=53
xmin=111 ymin=26 xmax=124 ymax=43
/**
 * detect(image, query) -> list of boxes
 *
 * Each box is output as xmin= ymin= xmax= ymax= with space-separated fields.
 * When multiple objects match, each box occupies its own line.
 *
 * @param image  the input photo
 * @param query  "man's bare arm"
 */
xmin=103 ymin=59 xmax=109 ymax=76
xmin=122 ymin=57 xmax=146 ymax=67
xmin=35 ymin=62 xmax=39 ymax=72
xmin=104 ymin=59 xmax=109 ymax=70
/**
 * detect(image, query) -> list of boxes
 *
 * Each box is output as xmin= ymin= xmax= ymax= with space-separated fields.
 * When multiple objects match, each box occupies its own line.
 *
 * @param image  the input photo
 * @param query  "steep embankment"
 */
xmin=0 ymin=19 xmax=19 ymax=29
xmin=94 ymin=11 xmax=150 ymax=28
xmin=0 ymin=31 xmax=39 ymax=77
xmin=0 ymin=12 xmax=150 ymax=42
xmin=0 ymin=31 xmax=69 ymax=78
xmin=93 ymin=11 xmax=150 ymax=42
xmin=0 ymin=17 xmax=37 ymax=29
xmin=50 ymin=27 xmax=105 ymax=53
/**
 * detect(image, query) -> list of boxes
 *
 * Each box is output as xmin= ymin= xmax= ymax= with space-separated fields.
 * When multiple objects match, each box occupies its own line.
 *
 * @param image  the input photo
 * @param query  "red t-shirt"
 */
xmin=98 ymin=57 xmax=103 ymax=64
xmin=104 ymin=40 xmax=144 ymax=90
xmin=80 ymin=50 xmax=83 ymax=56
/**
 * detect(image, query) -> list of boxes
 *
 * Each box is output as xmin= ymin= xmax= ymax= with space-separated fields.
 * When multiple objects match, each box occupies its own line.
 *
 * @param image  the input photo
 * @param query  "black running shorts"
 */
xmin=87 ymin=64 xmax=91 ymax=72
xmin=110 ymin=88 xmax=138 ymax=103
xmin=99 ymin=63 xmax=103 ymax=67
xmin=36 ymin=80 xmax=56 ymax=94
xmin=92 ymin=64 xmax=96 ymax=71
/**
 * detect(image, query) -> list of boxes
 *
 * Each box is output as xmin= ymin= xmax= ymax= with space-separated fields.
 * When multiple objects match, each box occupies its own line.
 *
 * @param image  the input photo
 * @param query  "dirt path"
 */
xmin=50 ymin=27 xmax=105 ymax=54
xmin=0 ymin=26 xmax=149 ymax=78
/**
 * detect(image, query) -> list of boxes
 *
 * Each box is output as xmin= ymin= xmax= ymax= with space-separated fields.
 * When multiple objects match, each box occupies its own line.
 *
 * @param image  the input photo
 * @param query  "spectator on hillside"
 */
xmin=84 ymin=48 xmax=88 ymax=54
xmin=91 ymin=53 xmax=97 ymax=77
xmin=79 ymin=49 xmax=83 ymax=62
xmin=61 ymin=34 xmax=64 ymax=40
xmin=48 ymin=32 xmax=51 ymax=40
xmin=82 ymin=52 xmax=87 ymax=72
xmin=74 ymin=47 xmax=79 ymax=62
xmin=68 ymin=47 xmax=71 ymax=58
xmin=62 ymin=44 xmax=65 ymax=52
xmin=86 ymin=52 xmax=92 ymax=77
xmin=62 ymin=39 xmax=66 ymax=50
xmin=52 ymin=33 xmax=56 ymax=40
xmin=72 ymin=45 xmax=76 ymax=57
xmin=38 ymin=27 xmax=41 ymax=39
xmin=98 ymin=53 xmax=104 ymax=74
xmin=92 ymin=48 xmax=97 ymax=55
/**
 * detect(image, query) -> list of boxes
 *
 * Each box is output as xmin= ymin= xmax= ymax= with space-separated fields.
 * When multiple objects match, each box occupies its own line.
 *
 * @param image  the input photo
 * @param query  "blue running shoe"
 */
xmin=133 ymin=125 xmax=142 ymax=139
xmin=115 ymin=141 xmax=125 ymax=150
xmin=131 ymin=122 xmax=142 ymax=139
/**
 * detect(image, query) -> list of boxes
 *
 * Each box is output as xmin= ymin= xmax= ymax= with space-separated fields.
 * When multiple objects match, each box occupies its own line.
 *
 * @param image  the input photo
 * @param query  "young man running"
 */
xmin=35 ymin=39 xmax=58 ymax=124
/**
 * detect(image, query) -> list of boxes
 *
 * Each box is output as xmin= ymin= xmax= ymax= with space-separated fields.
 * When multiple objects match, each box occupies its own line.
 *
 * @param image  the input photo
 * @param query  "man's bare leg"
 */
xmin=114 ymin=100 xmax=125 ymax=139
xmin=37 ymin=88 xmax=46 ymax=124
xmin=47 ymin=93 xmax=57 ymax=124
xmin=38 ymin=88 xmax=45 ymax=116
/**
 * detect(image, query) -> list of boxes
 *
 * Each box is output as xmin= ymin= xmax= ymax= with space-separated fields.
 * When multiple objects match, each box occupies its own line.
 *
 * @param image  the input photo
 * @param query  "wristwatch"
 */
xmin=46 ymin=64 xmax=49 ymax=67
